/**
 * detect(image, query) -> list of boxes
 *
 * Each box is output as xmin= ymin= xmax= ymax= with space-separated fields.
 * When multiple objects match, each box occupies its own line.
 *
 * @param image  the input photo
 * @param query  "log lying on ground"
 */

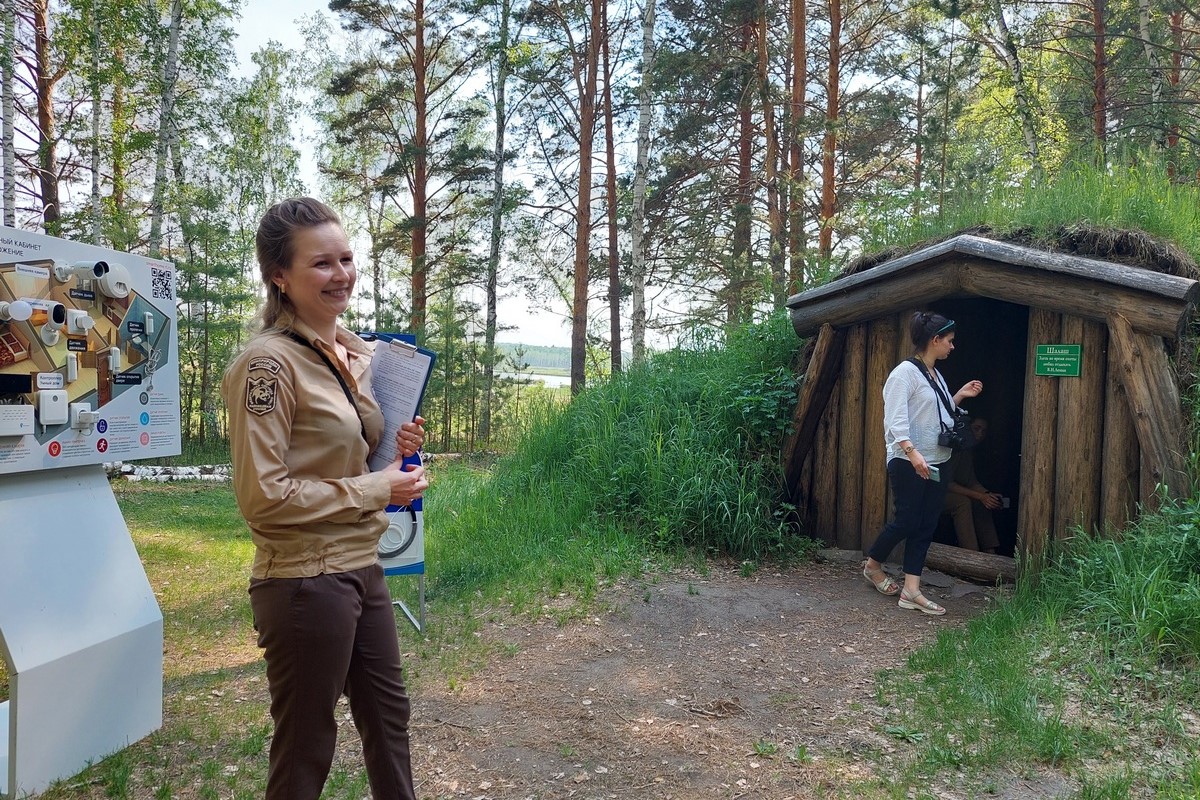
xmin=924 ymin=542 xmax=1018 ymax=584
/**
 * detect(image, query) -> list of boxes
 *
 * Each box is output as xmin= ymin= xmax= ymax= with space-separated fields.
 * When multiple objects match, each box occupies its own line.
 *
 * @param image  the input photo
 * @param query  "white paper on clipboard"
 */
xmin=367 ymin=337 xmax=435 ymax=472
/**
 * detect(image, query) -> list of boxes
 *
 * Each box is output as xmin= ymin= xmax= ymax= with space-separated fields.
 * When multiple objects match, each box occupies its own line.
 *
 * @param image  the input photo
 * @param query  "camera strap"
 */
xmin=908 ymin=357 xmax=957 ymax=431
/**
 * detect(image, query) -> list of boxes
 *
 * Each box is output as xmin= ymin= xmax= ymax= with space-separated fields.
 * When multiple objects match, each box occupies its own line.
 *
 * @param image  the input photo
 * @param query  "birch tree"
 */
xmin=147 ymin=0 xmax=183 ymax=257
xmin=629 ymin=0 xmax=654 ymax=364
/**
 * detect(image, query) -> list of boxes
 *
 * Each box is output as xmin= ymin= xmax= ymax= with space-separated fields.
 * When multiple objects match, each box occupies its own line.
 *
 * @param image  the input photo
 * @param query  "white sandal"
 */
xmin=861 ymin=560 xmax=900 ymax=596
xmin=898 ymin=589 xmax=946 ymax=616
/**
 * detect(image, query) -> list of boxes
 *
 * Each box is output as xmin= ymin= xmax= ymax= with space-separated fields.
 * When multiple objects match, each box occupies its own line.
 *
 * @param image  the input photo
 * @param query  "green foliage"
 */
xmin=100 ymin=750 xmax=134 ymax=799
xmin=860 ymin=158 xmax=1200 ymax=264
xmin=473 ymin=314 xmax=808 ymax=561
xmin=752 ymin=739 xmax=778 ymax=756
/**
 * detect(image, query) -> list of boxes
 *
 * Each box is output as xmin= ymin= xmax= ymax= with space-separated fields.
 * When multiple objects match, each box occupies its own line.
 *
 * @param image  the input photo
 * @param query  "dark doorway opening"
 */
xmin=930 ymin=297 xmax=1028 ymax=556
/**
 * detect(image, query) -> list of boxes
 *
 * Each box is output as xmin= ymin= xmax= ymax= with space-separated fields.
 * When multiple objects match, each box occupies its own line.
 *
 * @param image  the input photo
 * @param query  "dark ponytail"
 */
xmin=909 ymin=311 xmax=954 ymax=350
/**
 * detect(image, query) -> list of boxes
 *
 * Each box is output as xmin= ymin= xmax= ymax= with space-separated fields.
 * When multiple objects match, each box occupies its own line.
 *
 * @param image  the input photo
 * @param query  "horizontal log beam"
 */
xmin=924 ymin=542 xmax=1018 ymax=584
xmin=788 ymin=264 xmax=959 ymax=338
xmin=951 ymin=235 xmax=1197 ymax=300
xmin=959 ymin=260 xmax=1191 ymax=340
xmin=786 ymin=235 xmax=1198 ymax=340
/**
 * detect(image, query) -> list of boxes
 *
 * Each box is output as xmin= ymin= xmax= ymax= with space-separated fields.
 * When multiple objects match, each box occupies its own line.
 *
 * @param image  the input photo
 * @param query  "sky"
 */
xmin=230 ymin=1 xmax=575 ymax=349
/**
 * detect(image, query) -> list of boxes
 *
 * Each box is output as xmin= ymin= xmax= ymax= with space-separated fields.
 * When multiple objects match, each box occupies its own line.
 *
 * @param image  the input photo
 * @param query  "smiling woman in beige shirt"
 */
xmin=221 ymin=197 xmax=426 ymax=800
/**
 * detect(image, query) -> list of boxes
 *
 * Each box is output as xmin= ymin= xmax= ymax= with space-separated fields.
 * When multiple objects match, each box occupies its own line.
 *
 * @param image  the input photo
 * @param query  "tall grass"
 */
xmin=861 ymin=158 xmax=1200 ymax=263
xmin=874 ymin=497 xmax=1200 ymax=795
xmin=405 ymin=314 xmax=811 ymax=622
xmin=1037 ymin=497 xmax=1200 ymax=660
xmin=483 ymin=315 xmax=805 ymax=559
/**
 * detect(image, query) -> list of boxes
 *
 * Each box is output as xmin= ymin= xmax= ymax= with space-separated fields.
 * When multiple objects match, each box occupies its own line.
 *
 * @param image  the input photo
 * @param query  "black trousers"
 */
xmin=868 ymin=457 xmax=951 ymax=576
xmin=250 ymin=564 xmax=415 ymax=800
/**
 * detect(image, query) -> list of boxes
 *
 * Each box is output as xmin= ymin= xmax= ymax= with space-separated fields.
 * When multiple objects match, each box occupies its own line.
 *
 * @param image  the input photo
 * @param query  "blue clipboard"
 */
xmin=359 ymin=332 xmax=436 ymax=577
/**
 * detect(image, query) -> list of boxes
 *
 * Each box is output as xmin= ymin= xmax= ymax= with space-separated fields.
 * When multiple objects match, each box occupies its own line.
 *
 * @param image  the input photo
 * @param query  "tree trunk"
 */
xmin=987 ymin=0 xmax=1041 ymax=177
xmin=1092 ymin=0 xmax=1107 ymax=155
xmin=570 ymin=0 xmax=601 ymax=395
xmin=33 ymin=0 xmax=61 ymax=234
xmin=729 ymin=15 xmax=754 ymax=326
xmin=786 ymin=0 xmax=806 ymax=292
xmin=111 ymin=43 xmax=128 ymax=248
xmin=758 ymin=5 xmax=785 ymax=308
xmin=938 ymin=23 xmax=955 ymax=216
xmin=818 ymin=0 xmax=840 ymax=259
xmin=90 ymin=0 xmax=102 ymax=243
xmin=148 ymin=0 xmax=183 ymax=257
xmin=2 ymin=0 xmax=14 ymax=227
xmin=1135 ymin=0 xmax=1166 ymax=151
xmin=480 ymin=0 xmax=512 ymax=443
xmin=1166 ymin=8 xmax=1182 ymax=175
xmin=168 ymin=123 xmax=196 ymax=266
xmin=602 ymin=4 xmax=621 ymax=373
xmin=410 ymin=0 xmax=429 ymax=340
xmin=912 ymin=45 xmax=924 ymax=220
xmin=629 ymin=0 xmax=655 ymax=365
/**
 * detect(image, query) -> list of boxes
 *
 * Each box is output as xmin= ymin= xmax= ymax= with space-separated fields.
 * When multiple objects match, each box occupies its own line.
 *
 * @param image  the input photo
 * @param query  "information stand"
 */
xmin=381 ymin=483 xmax=426 ymax=633
xmin=366 ymin=332 xmax=433 ymax=635
xmin=0 ymin=227 xmax=178 ymax=797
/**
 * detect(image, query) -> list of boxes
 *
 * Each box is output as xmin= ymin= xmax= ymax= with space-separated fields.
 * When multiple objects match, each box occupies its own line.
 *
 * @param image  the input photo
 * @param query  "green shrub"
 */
xmin=438 ymin=314 xmax=810 ymax=570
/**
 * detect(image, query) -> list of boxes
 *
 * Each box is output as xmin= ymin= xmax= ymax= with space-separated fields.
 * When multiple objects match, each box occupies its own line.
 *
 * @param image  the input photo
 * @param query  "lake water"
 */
xmin=498 ymin=372 xmax=571 ymax=388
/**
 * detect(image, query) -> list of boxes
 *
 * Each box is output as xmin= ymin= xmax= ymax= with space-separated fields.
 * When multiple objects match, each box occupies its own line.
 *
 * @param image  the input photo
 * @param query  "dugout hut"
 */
xmin=782 ymin=228 xmax=1199 ymax=581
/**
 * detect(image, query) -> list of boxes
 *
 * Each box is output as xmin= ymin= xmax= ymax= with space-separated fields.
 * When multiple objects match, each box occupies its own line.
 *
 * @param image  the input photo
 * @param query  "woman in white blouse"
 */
xmin=860 ymin=311 xmax=983 ymax=616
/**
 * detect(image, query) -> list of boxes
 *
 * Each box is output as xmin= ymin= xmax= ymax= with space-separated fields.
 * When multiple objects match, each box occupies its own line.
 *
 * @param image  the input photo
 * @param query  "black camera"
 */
xmin=938 ymin=430 xmax=963 ymax=448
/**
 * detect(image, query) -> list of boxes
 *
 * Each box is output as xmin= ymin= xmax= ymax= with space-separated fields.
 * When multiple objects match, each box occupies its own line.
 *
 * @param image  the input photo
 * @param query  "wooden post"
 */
xmin=810 ymin=384 xmax=840 ymax=544
xmin=860 ymin=318 xmax=897 ymax=552
xmin=836 ymin=325 xmax=866 ymax=549
xmin=782 ymin=324 xmax=847 ymax=500
xmin=1053 ymin=317 xmax=1106 ymax=538
xmin=1018 ymin=309 xmax=1061 ymax=567
xmin=1106 ymin=313 xmax=1189 ymax=502
xmin=1101 ymin=336 xmax=1139 ymax=533
xmin=796 ymin=448 xmax=815 ymax=533
xmin=886 ymin=312 xmax=912 ymax=527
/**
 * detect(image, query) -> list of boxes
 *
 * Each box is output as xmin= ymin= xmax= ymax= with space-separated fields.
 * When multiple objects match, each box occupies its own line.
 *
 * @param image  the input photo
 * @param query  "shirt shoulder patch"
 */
xmin=247 ymin=356 xmax=282 ymax=374
xmin=246 ymin=375 xmax=278 ymax=416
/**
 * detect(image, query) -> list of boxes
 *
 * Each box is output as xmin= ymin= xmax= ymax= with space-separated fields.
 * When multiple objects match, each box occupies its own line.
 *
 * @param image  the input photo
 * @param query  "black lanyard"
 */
xmin=284 ymin=330 xmax=368 ymax=443
xmin=908 ymin=357 xmax=956 ymax=427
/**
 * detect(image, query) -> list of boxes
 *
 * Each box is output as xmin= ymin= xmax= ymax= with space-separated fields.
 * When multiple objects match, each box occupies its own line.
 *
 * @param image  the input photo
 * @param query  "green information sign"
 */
xmin=1035 ymin=344 xmax=1081 ymax=377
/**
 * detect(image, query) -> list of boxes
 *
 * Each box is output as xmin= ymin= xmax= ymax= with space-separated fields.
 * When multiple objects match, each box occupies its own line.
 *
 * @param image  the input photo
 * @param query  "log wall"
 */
xmin=835 ymin=325 xmax=867 ymax=549
xmin=860 ymin=318 xmax=897 ymax=550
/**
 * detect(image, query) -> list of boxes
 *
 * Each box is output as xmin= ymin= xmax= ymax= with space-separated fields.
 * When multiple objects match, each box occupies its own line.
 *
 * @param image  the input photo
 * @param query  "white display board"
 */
xmin=0 ymin=226 xmax=180 ymax=474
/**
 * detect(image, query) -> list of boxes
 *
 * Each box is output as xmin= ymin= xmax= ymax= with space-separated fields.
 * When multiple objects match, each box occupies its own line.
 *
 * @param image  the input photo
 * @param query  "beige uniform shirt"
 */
xmin=221 ymin=320 xmax=393 ymax=579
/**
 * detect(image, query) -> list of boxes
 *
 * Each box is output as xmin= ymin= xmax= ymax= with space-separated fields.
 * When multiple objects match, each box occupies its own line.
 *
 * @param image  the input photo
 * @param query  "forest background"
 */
xmin=0 ymin=0 xmax=1197 ymax=456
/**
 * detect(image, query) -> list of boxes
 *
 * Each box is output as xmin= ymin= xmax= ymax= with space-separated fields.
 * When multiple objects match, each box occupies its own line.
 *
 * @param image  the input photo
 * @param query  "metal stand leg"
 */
xmin=391 ymin=575 xmax=426 ymax=634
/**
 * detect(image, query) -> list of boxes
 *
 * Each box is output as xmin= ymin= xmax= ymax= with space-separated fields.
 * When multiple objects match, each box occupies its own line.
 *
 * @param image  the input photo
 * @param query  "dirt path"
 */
xmin=404 ymin=555 xmax=1000 ymax=799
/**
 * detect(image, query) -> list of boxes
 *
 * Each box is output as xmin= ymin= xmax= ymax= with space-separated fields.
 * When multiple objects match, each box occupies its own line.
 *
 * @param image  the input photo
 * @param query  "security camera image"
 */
xmin=0 ymin=258 xmax=173 ymax=441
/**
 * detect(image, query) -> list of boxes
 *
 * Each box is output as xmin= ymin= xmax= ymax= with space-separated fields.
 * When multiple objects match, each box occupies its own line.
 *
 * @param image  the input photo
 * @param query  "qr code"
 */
xmin=151 ymin=267 xmax=173 ymax=299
